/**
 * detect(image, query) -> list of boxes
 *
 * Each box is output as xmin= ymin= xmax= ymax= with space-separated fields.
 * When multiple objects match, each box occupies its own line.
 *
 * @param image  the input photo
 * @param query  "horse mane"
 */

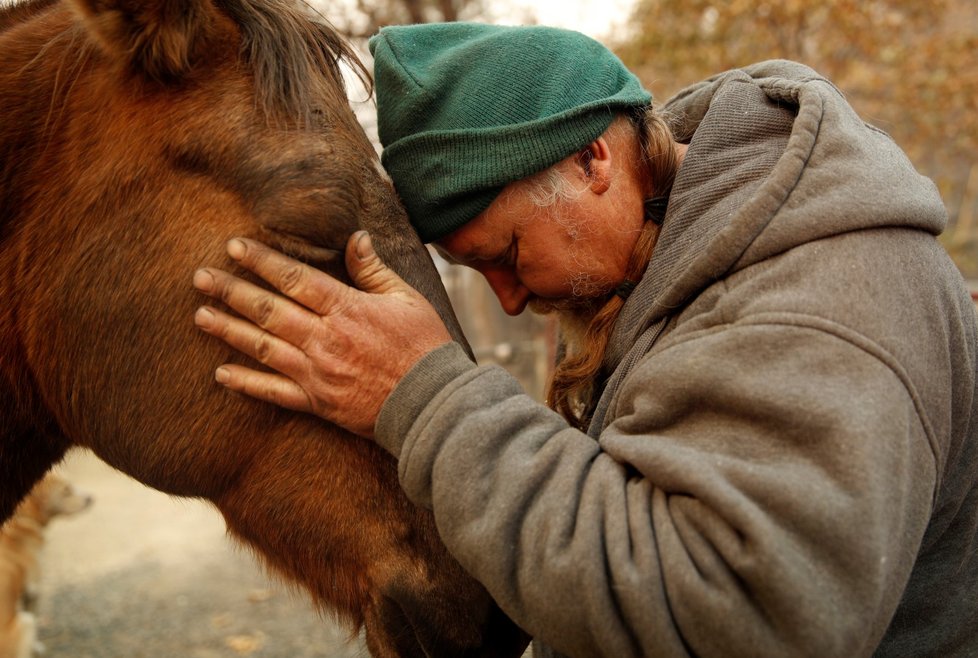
xmin=220 ymin=0 xmax=372 ymax=127
xmin=0 ymin=0 xmax=60 ymax=32
xmin=1 ymin=0 xmax=371 ymax=128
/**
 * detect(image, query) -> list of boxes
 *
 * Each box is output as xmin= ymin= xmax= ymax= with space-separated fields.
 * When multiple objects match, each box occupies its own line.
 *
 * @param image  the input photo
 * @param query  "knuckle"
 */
xmin=359 ymin=261 xmax=384 ymax=283
xmin=214 ymin=318 xmax=231 ymax=340
xmin=279 ymin=263 xmax=305 ymax=296
xmin=246 ymin=243 xmax=266 ymax=267
xmin=254 ymin=332 xmax=274 ymax=363
xmin=262 ymin=382 xmax=282 ymax=407
xmin=219 ymin=278 xmax=235 ymax=305
xmin=251 ymin=294 xmax=276 ymax=327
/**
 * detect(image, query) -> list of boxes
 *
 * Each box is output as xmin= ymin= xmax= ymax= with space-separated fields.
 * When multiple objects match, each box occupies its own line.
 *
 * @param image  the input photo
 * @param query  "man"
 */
xmin=191 ymin=23 xmax=978 ymax=657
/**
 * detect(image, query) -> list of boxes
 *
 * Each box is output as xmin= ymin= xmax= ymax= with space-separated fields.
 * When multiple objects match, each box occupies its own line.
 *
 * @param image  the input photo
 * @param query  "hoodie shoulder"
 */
xmin=615 ymin=60 xmax=947 ymax=350
xmin=663 ymin=60 xmax=843 ymax=138
xmin=664 ymin=60 xmax=946 ymax=255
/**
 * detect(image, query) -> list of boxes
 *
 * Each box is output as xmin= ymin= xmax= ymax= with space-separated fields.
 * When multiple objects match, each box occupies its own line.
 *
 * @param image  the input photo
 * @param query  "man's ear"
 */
xmin=575 ymin=137 xmax=612 ymax=195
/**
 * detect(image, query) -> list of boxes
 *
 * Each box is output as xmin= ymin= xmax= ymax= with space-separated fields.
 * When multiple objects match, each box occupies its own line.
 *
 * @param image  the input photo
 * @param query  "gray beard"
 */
xmin=528 ymin=293 xmax=608 ymax=360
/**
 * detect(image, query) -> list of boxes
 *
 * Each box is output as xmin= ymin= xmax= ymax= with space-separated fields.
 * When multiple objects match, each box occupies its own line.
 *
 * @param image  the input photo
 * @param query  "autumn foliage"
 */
xmin=616 ymin=0 xmax=978 ymax=277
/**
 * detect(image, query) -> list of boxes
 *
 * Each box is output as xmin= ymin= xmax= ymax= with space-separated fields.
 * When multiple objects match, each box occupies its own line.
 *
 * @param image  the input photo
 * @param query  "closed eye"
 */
xmin=493 ymin=238 xmax=518 ymax=268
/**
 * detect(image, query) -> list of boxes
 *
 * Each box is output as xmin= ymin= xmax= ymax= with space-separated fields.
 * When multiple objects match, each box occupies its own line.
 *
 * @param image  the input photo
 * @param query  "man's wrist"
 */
xmin=374 ymin=342 xmax=477 ymax=459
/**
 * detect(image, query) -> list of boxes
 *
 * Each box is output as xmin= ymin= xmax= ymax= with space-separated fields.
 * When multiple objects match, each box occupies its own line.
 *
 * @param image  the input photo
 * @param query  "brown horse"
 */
xmin=0 ymin=0 xmax=529 ymax=656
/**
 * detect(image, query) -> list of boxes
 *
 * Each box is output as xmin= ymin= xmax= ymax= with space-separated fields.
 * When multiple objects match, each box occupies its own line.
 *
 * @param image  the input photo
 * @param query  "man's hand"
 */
xmin=192 ymin=231 xmax=453 ymax=437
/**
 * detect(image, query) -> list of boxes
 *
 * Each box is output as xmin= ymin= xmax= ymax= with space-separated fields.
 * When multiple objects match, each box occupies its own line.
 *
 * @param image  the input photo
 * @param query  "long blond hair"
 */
xmin=545 ymin=106 xmax=680 ymax=430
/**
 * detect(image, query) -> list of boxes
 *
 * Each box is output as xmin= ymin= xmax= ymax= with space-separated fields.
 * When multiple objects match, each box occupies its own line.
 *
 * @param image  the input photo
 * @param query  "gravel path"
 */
xmin=34 ymin=449 xmax=369 ymax=658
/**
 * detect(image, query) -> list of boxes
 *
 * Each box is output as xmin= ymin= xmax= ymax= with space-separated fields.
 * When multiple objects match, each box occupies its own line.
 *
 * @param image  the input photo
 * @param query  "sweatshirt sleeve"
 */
xmin=375 ymin=323 xmax=937 ymax=658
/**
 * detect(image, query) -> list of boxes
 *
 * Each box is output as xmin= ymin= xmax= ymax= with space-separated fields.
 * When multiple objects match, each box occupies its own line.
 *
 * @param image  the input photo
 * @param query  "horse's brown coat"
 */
xmin=0 ymin=1 xmax=527 ymax=656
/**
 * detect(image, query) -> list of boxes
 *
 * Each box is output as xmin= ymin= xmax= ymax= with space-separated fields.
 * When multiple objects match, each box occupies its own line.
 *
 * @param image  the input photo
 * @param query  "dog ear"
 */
xmin=67 ymin=0 xmax=220 ymax=82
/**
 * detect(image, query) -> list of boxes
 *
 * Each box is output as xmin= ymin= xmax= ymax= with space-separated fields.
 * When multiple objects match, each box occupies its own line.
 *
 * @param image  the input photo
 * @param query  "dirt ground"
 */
xmin=34 ymin=448 xmax=369 ymax=658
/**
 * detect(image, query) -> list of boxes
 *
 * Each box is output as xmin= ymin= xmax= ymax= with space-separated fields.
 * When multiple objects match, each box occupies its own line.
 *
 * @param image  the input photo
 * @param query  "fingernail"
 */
xmin=193 ymin=269 xmax=214 ymax=292
xmin=354 ymin=231 xmax=371 ymax=260
xmin=215 ymin=367 xmax=230 ymax=384
xmin=194 ymin=307 xmax=214 ymax=328
xmin=227 ymin=238 xmax=246 ymax=260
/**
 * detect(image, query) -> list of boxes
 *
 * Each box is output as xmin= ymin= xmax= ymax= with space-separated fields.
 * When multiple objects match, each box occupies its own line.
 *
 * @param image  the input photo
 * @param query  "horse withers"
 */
xmin=0 ymin=0 xmax=529 ymax=656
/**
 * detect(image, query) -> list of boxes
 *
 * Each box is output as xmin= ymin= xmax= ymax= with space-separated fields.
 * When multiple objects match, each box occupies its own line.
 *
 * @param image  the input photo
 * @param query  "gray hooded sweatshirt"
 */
xmin=374 ymin=61 xmax=978 ymax=657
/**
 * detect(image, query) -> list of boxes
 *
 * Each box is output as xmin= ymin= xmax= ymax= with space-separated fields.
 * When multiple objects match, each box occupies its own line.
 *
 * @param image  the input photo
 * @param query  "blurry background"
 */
xmin=16 ymin=0 xmax=978 ymax=656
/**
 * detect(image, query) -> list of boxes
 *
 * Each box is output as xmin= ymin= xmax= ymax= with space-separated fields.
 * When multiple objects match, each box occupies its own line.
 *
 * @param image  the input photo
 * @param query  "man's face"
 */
xmin=435 ymin=157 xmax=646 ymax=319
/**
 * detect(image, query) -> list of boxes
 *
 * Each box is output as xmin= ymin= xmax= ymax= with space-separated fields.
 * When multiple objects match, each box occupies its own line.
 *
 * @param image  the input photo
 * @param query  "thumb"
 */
xmin=346 ymin=231 xmax=409 ymax=295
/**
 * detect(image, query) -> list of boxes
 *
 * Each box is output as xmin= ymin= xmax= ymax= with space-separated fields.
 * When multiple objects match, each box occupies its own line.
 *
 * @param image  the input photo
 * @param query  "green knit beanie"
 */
xmin=368 ymin=22 xmax=652 ymax=243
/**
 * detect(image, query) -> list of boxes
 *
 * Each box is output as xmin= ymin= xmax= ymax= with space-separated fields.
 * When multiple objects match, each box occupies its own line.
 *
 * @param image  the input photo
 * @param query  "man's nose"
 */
xmin=482 ymin=268 xmax=531 ymax=316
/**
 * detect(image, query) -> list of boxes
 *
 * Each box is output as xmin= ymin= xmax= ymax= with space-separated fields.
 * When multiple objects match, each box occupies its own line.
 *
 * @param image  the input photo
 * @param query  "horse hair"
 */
xmin=1 ymin=0 xmax=371 ymax=128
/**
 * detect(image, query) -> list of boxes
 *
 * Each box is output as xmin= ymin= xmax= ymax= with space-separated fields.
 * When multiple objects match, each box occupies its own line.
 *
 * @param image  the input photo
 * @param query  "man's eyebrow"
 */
xmin=433 ymin=241 xmax=496 ymax=266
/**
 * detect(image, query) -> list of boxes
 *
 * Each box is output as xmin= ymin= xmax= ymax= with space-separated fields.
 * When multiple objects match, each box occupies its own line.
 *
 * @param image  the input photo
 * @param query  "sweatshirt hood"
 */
xmin=605 ymin=60 xmax=948 ymax=367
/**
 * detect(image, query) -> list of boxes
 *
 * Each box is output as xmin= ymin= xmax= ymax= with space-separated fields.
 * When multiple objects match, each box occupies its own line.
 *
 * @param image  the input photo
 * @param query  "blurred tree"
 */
xmin=616 ymin=0 xmax=978 ymax=277
xmin=317 ymin=0 xmax=485 ymax=38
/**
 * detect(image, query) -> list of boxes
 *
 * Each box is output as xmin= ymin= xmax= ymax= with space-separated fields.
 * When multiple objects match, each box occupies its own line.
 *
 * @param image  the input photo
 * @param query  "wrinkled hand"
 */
xmin=192 ymin=231 xmax=452 ymax=437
